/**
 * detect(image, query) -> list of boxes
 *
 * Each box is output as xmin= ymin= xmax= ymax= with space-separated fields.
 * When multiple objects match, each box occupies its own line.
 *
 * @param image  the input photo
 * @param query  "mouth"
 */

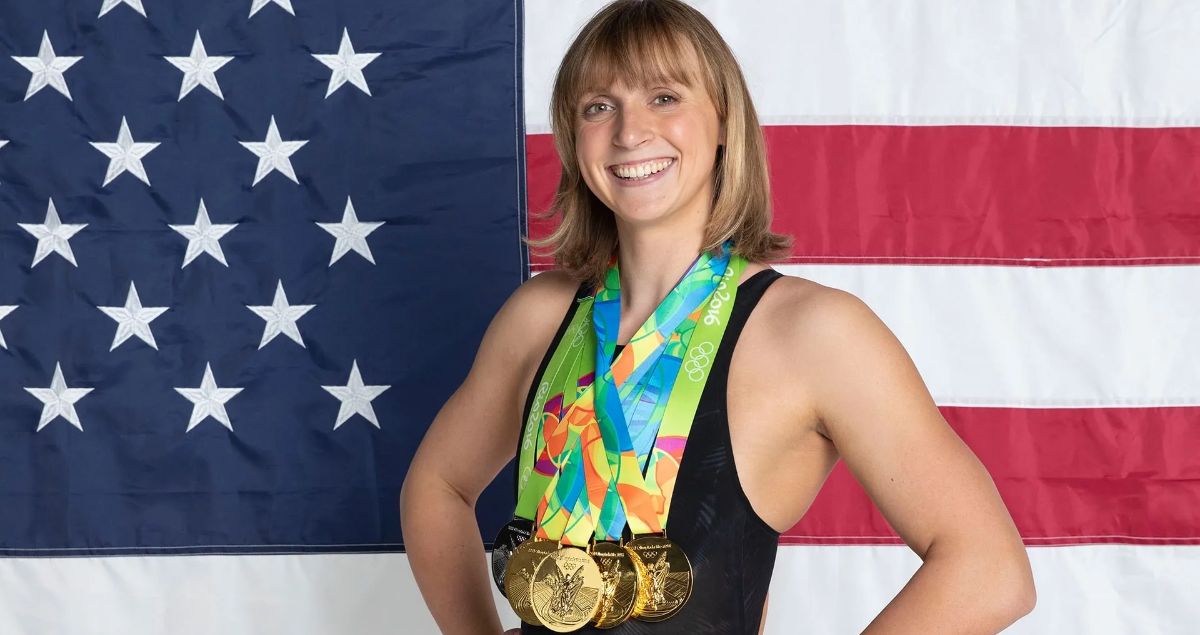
xmin=608 ymin=157 xmax=676 ymax=186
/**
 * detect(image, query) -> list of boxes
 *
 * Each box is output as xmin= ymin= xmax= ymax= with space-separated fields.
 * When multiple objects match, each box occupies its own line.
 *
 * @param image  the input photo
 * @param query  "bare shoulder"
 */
xmin=757 ymin=273 xmax=870 ymax=333
xmin=739 ymin=273 xmax=906 ymax=438
xmin=519 ymin=267 xmax=581 ymax=298
xmin=778 ymin=280 xmax=919 ymax=410
xmin=744 ymin=272 xmax=859 ymax=365
xmin=492 ymin=269 xmax=583 ymax=365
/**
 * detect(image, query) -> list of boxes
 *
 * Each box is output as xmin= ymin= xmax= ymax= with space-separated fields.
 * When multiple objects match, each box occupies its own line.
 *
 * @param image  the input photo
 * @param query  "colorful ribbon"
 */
xmin=518 ymin=240 xmax=745 ymax=546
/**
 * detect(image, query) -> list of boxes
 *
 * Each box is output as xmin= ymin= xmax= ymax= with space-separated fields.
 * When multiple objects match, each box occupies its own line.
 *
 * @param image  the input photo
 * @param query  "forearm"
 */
xmin=860 ymin=545 xmax=1033 ymax=634
xmin=401 ymin=475 xmax=502 ymax=635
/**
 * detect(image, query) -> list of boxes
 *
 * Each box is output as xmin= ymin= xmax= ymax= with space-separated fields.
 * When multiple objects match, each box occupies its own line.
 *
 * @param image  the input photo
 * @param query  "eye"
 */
xmin=654 ymin=94 xmax=678 ymax=105
xmin=582 ymin=102 xmax=612 ymax=116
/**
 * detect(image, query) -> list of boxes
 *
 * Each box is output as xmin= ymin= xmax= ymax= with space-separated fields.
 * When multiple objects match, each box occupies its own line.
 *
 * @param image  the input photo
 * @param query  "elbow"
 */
xmin=398 ymin=462 xmax=430 ymax=520
xmin=399 ymin=473 xmax=412 ymax=513
xmin=970 ymin=564 xmax=1036 ymax=631
xmin=399 ymin=462 xmax=476 ymax=516
xmin=1011 ymin=579 xmax=1037 ymax=618
xmin=989 ymin=581 xmax=1036 ymax=631
xmin=934 ymin=537 xmax=1037 ymax=623
xmin=1009 ymin=544 xmax=1037 ymax=616
xmin=399 ymin=470 xmax=415 ymax=524
xmin=995 ymin=554 xmax=1037 ymax=623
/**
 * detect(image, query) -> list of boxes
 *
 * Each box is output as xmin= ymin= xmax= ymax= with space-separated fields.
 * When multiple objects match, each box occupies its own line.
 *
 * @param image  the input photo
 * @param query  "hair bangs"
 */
xmin=569 ymin=14 xmax=705 ymax=107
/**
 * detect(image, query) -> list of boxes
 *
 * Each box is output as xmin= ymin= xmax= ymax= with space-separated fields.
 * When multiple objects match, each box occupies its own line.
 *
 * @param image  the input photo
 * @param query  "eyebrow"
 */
xmin=578 ymin=83 xmax=683 ymax=102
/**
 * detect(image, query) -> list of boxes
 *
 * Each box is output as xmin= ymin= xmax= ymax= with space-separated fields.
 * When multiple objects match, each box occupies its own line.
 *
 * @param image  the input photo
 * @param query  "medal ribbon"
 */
xmin=512 ymin=292 xmax=595 ymax=521
xmin=524 ymin=240 xmax=744 ymax=545
xmin=589 ymin=242 xmax=744 ymax=539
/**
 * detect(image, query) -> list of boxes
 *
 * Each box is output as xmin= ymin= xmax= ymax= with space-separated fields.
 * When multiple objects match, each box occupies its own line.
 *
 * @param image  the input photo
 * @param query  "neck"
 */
xmin=613 ymin=220 xmax=708 ymax=317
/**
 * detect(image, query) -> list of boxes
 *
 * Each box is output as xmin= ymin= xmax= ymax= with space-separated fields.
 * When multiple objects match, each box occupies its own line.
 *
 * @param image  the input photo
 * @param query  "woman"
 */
xmin=401 ymin=1 xmax=1036 ymax=633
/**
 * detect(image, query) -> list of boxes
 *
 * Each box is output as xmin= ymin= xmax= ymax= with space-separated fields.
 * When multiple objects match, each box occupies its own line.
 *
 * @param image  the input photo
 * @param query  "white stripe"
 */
xmin=524 ymin=0 xmax=1200 ymax=132
xmin=0 ymin=552 xmax=518 ymax=634
xmin=765 ymin=544 xmax=1200 ymax=634
xmin=2 ymin=546 xmax=1195 ymax=632
xmin=774 ymin=264 xmax=1200 ymax=407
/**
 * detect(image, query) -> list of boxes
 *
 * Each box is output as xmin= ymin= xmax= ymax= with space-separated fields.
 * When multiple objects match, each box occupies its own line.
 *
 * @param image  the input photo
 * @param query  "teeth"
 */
xmin=613 ymin=159 xmax=673 ymax=180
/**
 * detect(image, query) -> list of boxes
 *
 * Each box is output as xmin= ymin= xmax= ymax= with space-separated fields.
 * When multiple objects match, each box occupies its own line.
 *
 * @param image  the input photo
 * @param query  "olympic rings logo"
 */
xmin=683 ymin=341 xmax=716 ymax=381
xmin=569 ymin=321 xmax=586 ymax=346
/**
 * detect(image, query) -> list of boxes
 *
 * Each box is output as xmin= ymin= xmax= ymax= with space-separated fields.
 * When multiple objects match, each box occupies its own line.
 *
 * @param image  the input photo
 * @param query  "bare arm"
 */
xmin=400 ymin=271 xmax=578 ymax=635
xmin=797 ymin=288 xmax=1037 ymax=634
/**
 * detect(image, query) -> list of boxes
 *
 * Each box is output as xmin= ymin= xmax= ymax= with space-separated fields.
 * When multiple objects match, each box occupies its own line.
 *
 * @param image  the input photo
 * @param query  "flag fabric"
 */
xmin=0 ymin=0 xmax=524 ymax=632
xmin=5 ymin=1 xmax=1200 ymax=634
xmin=521 ymin=1 xmax=1199 ymax=633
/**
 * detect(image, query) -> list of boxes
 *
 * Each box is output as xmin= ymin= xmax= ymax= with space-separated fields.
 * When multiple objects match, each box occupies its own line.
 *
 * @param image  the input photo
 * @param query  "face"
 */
xmin=573 ymin=63 xmax=725 ymax=232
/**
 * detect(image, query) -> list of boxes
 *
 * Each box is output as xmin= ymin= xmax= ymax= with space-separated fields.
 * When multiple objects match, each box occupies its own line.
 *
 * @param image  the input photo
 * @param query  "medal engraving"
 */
xmin=589 ymin=541 xmax=638 ymax=628
xmin=624 ymin=536 xmax=693 ymax=622
xmin=504 ymin=538 xmax=558 ymax=625
xmin=491 ymin=518 xmax=534 ymax=596
xmin=530 ymin=546 xmax=603 ymax=632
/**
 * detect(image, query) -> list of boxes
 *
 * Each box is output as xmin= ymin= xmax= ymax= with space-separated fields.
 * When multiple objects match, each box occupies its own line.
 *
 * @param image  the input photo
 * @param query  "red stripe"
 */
xmin=526 ymin=128 xmax=1200 ymax=547
xmin=781 ymin=406 xmax=1200 ymax=546
xmin=526 ymin=126 xmax=1200 ymax=267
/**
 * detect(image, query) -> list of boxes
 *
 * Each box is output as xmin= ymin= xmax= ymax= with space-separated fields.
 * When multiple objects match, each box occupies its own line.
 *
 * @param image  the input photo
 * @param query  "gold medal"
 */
xmin=624 ymin=534 xmax=693 ymax=622
xmin=589 ymin=541 xmax=639 ymax=629
xmin=491 ymin=518 xmax=534 ymax=596
xmin=504 ymin=538 xmax=558 ymax=625
xmin=529 ymin=545 xmax=603 ymax=632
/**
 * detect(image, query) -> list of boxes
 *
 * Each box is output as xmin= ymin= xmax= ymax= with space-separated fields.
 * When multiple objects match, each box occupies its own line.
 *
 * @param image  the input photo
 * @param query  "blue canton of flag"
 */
xmin=0 ymin=0 xmax=526 ymax=556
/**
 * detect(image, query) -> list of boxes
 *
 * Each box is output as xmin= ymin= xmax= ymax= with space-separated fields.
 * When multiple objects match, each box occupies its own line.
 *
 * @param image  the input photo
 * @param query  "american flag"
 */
xmin=0 ymin=0 xmax=524 ymax=632
xmin=4 ymin=0 xmax=1200 ymax=633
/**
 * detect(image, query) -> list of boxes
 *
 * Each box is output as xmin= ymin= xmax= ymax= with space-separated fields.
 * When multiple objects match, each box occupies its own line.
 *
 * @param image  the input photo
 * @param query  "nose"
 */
xmin=612 ymin=105 xmax=653 ymax=149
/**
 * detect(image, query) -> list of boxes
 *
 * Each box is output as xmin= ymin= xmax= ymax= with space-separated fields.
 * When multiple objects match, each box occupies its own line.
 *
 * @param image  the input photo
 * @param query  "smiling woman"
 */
xmin=528 ymin=0 xmax=789 ymax=290
xmin=402 ymin=1 xmax=1035 ymax=634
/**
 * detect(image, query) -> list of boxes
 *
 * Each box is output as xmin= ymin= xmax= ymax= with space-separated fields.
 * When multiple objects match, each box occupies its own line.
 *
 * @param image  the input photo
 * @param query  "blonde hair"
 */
xmin=525 ymin=0 xmax=792 ymax=287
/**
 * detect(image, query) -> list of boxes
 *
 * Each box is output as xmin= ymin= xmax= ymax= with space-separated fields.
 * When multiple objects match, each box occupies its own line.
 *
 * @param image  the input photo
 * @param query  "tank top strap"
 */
xmin=696 ymin=267 xmax=782 ymax=418
xmin=719 ymin=268 xmax=783 ymax=353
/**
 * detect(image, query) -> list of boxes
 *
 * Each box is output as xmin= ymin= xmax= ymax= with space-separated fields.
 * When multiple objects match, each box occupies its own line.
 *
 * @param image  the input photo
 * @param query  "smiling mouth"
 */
xmin=609 ymin=158 xmax=675 ymax=181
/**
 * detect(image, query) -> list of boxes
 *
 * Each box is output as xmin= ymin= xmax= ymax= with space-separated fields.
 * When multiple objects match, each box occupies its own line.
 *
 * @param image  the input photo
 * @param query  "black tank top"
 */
xmin=514 ymin=268 xmax=784 ymax=634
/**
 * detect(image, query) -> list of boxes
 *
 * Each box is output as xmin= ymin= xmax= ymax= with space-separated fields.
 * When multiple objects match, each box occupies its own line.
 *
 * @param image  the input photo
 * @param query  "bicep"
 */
xmin=804 ymin=289 xmax=1016 ymax=559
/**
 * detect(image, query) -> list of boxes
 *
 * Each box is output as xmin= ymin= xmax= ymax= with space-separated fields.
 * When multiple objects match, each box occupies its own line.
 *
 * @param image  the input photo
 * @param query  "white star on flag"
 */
xmin=0 ymin=305 xmax=17 ymax=350
xmin=246 ymin=280 xmax=315 ymax=349
xmin=24 ymin=362 xmax=94 ymax=432
xmin=164 ymin=31 xmax=233 ymax=101
xmin=97 ymin=281 xmax=169 ymax=351
xmin=317 ymin=197 xmax=384 ymax=265
xmin=168 ymin=199 xmax=238 ymax=268
xmin=18 ymin=198 xmax=87 ymax=267
xmin=239 ymin=116 xmax=308 ymax=186
xmin=0 ymin=140 xmax=8 ymax=150
xmin=90 ymin=116 xmax=159 ymax=187
xmin=11 ymin=30 xmax=83 ymax=101
xmin=249 ymin=0 xmax=295 ymax=18
xmin=322 ymin=360 xmax=390 ymax=430
xmin=175 ymin=363 xmax=244 ymax=432
xmin=98 ymin=0 xmax=147 ymax=18
xmin=312 ymin=28 xmax=381 ymax=98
